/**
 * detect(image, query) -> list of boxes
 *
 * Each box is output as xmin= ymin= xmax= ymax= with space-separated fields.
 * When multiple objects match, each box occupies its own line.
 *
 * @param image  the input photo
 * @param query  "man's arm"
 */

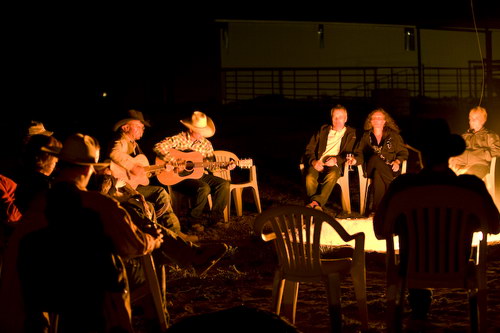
xmin=304 ymin=126 xmax=327 ymax=167
xmin=487 ymin=131 xmax=500 ymax=158
xmin=0 ymin=175 xmax=22 ymax=224
xmin=153 ymin=136 xmax=177 ymax=162
xmin=337 ymin=127 xmax=357 ymax=166
xmin=86 ymin=193 xmax=162 ymax=259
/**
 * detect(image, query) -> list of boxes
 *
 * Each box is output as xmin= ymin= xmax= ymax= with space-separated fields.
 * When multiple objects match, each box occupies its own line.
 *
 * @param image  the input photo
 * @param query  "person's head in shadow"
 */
xmin=412 ymin=118 xmax=465 ymax=169
xmin=166 ymin=305 xmax=301 ymax=333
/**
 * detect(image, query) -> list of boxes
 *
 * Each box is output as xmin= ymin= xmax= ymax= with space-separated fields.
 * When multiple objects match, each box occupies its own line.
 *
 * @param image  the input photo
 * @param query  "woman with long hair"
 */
xmin=352 ymin=108 xmax=408 ymax=215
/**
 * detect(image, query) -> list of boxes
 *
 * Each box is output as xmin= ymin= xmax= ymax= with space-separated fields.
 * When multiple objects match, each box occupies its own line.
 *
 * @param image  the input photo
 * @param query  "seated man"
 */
xmin=450 ymin=106 xmax=500 ymax=179
xmin=374 ymin=118 xmax=500 ymax=320
xmin=302 ymin=105 xmax=356 ymax=211
xmin=154 ymin=111 xmax=234 ymax=228
xmin=109 ymin=109 xmax=197 ymax=242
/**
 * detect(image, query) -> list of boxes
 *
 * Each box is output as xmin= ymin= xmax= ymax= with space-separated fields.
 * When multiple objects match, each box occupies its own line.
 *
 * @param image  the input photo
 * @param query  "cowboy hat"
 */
xmin=58 ymin=133 xmax=110 ymax=167
xmin=113 ymin=109 xmax=151 ymax=132
xmin=412 ymin=118 xmax=465 ymax=162
xmin=180 ymin=111 xmax=215 ymax=138
xmin=28 ymin=121 xmax=53 ymax=136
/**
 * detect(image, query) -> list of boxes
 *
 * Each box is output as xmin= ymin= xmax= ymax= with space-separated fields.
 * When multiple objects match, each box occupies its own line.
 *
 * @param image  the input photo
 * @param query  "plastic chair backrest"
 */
xmin=254 ymin=205 xmax=360 ymax=280
xmin=383 ymin=185 xmax=489 ymax=289
xmin=483 ymin=156 xmax=496 ymax=201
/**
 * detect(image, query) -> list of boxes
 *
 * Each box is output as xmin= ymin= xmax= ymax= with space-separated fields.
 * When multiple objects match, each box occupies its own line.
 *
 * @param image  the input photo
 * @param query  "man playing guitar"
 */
xmin=154 ymin=111 xmax=235 ymax=228
xmin=109 ymin=109 xmax=198 ymax=242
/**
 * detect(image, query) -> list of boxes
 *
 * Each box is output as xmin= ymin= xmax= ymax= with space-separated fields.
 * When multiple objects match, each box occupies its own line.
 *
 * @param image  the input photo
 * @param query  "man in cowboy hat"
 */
xmin=0 ymin=133 xmax=164 ymax=333
xmin=154 ymin=110 xmax=235 ymax=228
xmin=374 ymin=118 xmax=500 ymax=321
xmin=109 ymin=109 xmax=198 ymax=242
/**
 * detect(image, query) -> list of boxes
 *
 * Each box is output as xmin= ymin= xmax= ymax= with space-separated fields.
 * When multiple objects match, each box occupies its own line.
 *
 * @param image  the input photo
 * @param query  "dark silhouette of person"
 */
xmin=374 ymin=118 xmax=500 ymax=320
xmin=166 ymin=305 xmax=301 ymax=333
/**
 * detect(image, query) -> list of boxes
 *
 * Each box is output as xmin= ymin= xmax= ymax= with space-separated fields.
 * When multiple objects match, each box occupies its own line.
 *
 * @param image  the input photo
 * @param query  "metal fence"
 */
xmin=221 ymin=63 xmax=500 ymax=103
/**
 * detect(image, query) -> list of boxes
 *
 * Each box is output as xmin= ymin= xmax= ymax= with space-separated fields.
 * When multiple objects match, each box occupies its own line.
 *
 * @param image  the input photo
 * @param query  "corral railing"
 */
xmin=221 ymin=62 xmax=500 ymax=103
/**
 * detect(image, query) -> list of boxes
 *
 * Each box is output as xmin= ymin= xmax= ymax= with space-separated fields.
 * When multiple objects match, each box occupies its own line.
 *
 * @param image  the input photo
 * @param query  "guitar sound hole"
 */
xmin=184 ymin=161 xmax=194 ymax=171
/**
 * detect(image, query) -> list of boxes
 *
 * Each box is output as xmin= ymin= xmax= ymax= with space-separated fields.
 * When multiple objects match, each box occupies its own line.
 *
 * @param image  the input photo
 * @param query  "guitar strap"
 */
xmin=131 ymin=142 xmax=145 ymax=157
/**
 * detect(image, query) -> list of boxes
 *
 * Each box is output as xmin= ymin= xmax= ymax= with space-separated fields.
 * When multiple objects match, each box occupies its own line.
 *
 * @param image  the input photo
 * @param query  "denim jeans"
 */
xmin=171 ymin=174 xmax=230 ymax=220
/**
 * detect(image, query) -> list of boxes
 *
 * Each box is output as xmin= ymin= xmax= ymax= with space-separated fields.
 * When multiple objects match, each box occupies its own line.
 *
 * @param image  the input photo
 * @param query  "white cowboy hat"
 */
xmin=58 ymin=133 xmax=110 ymax=167
xmin=180 ymin=111 xmax=215 ymax=138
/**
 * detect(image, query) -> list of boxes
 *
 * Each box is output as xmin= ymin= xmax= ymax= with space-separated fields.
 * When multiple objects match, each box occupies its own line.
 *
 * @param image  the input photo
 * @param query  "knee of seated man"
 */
xmin=197 ymin=183 xmax=211 ymax=196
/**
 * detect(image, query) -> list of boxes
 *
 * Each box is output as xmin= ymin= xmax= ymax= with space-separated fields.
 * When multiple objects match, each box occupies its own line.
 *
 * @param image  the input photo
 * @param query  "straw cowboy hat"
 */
xmin=28 ymin=121 xmax=53 ymax=136
xmin=58 ymin=133 xmax=110 ymax=167
xmin=180 ymin=111 xmax=215 ymax=138
xmin=113 ymin=109 xmax=151 ymax=132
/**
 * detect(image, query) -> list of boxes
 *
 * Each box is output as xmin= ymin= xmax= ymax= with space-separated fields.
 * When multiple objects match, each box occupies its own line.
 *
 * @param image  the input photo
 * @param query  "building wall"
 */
xmin=220 ymin=20 xmax=498 ymax=69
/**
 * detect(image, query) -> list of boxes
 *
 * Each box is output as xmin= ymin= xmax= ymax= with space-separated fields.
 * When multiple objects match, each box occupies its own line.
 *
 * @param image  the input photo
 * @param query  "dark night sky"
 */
xmin=4 ymin=2 xmax=500 ymax=124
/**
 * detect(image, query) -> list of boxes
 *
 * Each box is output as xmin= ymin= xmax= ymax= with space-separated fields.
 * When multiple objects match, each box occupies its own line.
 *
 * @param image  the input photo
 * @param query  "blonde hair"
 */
xmin=469 ymin=106 xmax=487 ymax=122
xmin=363 ymin=108 xmax=400 ymax=133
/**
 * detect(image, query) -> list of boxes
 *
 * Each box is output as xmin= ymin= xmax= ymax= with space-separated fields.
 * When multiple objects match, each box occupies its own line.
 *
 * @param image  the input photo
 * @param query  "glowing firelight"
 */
xmin=320 ymin=218 xmax=500 ymax=252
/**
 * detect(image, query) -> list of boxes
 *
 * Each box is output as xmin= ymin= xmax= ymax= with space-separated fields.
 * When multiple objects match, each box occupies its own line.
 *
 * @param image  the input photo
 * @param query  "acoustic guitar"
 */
xmin=155 ymin=148 xmax=253 ymax=186
xmin=109 ymin=154 xmax=169 ymax=189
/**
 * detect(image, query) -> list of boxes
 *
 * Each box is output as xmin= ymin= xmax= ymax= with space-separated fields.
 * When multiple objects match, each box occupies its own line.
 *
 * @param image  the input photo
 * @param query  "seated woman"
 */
xmin=351 ymin=108 xmax=408 ymax=215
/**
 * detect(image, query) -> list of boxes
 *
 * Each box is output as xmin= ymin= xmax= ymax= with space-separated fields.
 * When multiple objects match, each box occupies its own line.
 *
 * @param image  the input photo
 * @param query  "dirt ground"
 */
xmin=143 ymin=177 xmax=500 ymax=333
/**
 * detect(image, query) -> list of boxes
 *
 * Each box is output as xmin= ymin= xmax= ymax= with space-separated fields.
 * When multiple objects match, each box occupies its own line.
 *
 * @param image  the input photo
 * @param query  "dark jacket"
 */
xmin=354 ymin=128 xmax=408 ymax=166
xmin=454 ymin=127 xmax=500 ymax=167
xmin=303 ymin=125 xmax=357 ymax=170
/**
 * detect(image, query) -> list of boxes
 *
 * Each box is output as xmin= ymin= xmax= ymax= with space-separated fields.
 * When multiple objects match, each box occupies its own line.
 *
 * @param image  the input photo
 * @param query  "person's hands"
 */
xmin=324 ymin=157 xmax=337 ymax=167
xmin=312 ymin=160 xmax=324 ymax=172
xmin=153 ymin=228 xmax=164 ymax=249
xmin=391 ymin=160 xmax=401 ymax=172
xmin=130 ymin=164 xmax=146 ymax=177
xmin=227 ymin=161 xmax=236 ymax=171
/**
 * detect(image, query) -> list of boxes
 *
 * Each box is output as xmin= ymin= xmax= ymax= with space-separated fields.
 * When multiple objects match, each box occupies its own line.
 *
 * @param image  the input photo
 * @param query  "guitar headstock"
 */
xmin=238 ymin=158 xmax=253 ymax=169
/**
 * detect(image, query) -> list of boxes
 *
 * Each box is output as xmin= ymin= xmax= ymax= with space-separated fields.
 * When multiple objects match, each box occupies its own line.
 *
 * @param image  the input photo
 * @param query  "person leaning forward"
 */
xmin=302 ymin=105 xmax=357 ymax=211
xmin=0 ymin=133 xmax=163 ymax=333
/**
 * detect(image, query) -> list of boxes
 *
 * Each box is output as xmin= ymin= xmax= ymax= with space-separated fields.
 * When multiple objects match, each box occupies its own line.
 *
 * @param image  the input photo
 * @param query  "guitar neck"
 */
xmin=197 ymin=161 xmax=234 ymax=170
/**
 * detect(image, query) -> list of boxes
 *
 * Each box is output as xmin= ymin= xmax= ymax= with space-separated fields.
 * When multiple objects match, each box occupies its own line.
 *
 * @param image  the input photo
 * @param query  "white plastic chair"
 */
xmin=381 ymin=185 xmax=490 ymax=333
xmin=253 ymin=205 xmax=368 ymax=331
xmin=213 ymin=150 xmax=262 ymax=218
xmin=483 ymin=156 xmax=496 ymax=202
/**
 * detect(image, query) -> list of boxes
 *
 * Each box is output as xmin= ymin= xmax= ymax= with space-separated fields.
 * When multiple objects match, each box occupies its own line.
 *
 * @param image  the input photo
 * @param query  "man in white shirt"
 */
xmin=302 ymin=105 xmax=357 ymax=210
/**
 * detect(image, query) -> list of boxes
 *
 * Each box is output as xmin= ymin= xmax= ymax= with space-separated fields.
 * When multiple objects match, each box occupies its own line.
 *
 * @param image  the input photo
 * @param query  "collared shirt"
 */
xmin=319 ymin=127 xmax=346 ymax=161
xmin=154 ymin=131 xmax=215 ymax=162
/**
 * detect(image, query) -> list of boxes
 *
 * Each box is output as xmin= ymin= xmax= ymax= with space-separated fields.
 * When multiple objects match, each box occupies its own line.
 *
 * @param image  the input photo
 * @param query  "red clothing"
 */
xmin=0 ymin=174 xmax=22 ymax=224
